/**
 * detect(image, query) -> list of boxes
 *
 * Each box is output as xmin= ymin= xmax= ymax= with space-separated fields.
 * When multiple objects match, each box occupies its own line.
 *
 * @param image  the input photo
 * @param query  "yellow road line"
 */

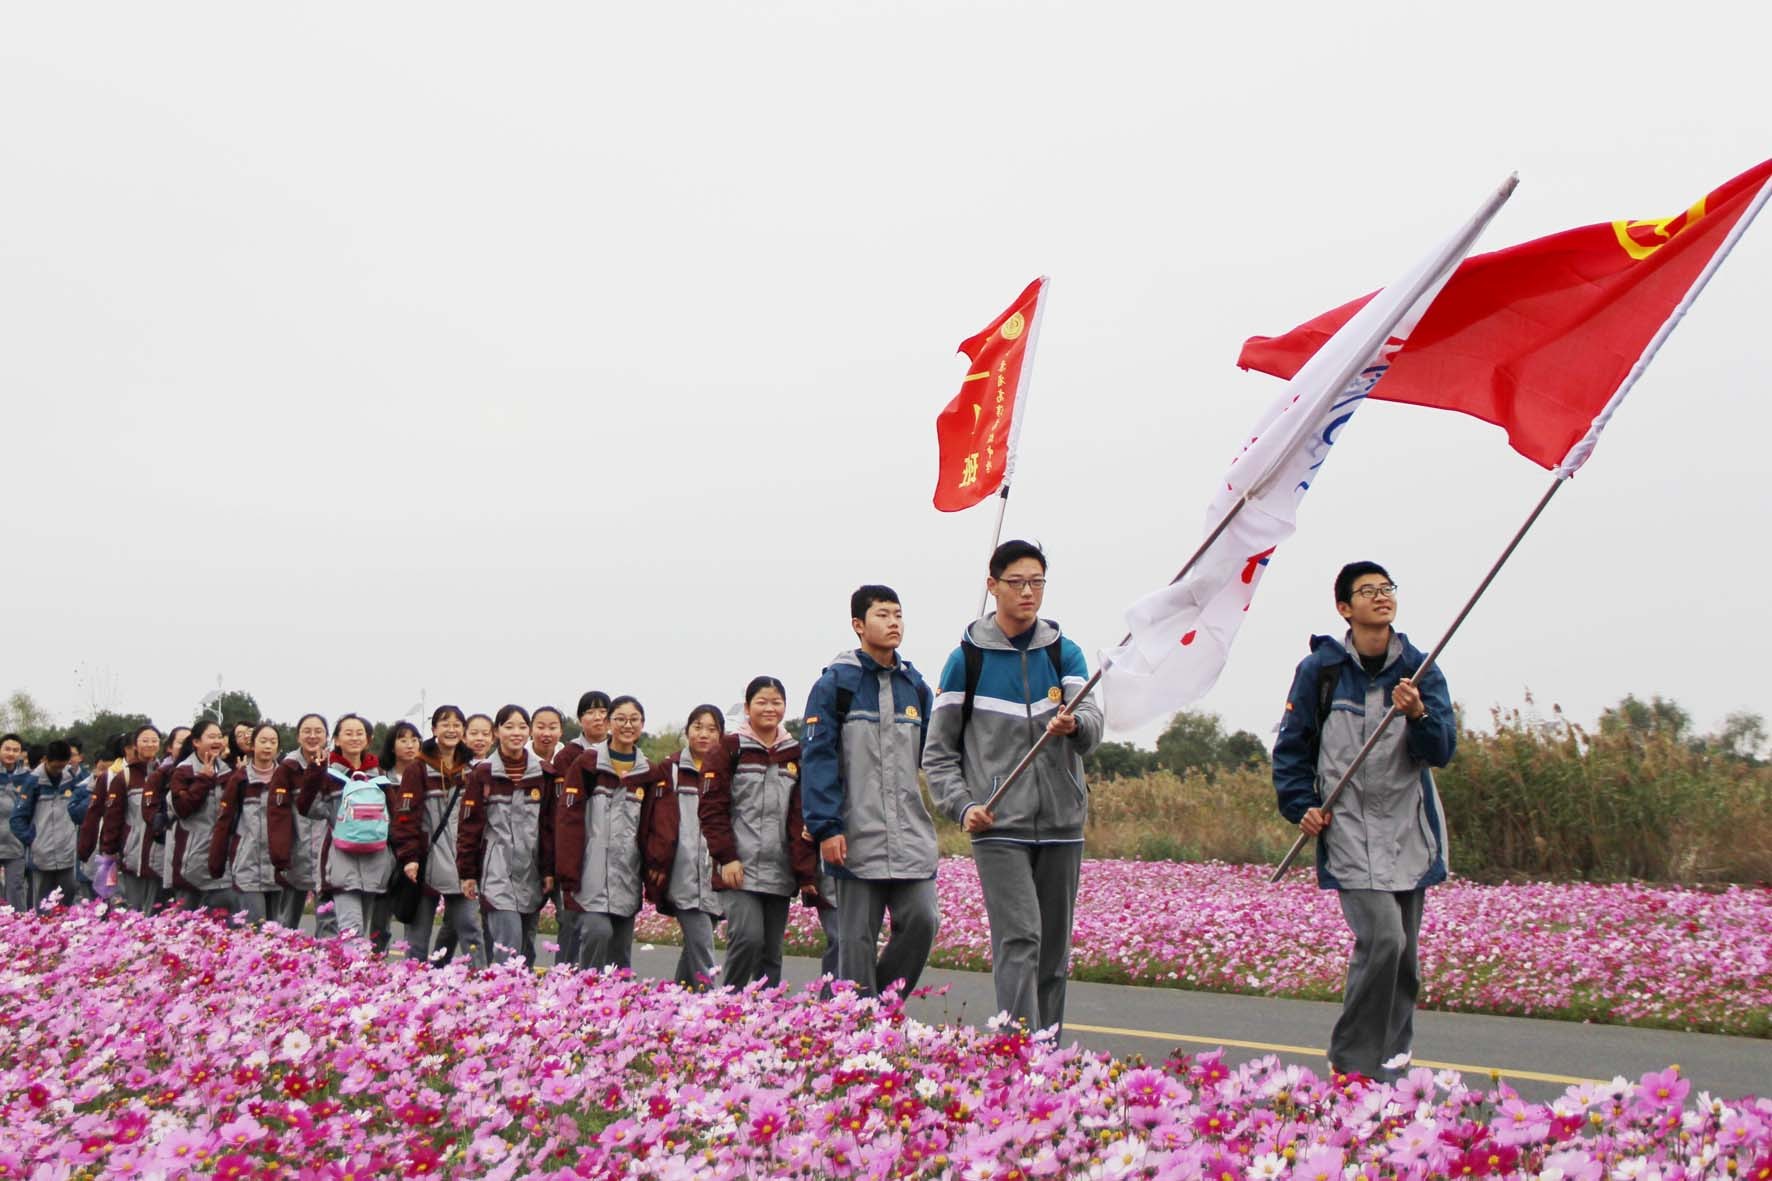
xmin=1065 ymin=1022 xmax=1602 ymax=1087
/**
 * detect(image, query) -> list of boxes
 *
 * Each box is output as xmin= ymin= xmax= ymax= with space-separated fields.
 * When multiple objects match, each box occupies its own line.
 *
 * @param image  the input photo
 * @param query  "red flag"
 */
xmin=1239 ymin=159 xmax=1772 ymax=470
xmin=934 ymin=278 xmax=1045 ymax=512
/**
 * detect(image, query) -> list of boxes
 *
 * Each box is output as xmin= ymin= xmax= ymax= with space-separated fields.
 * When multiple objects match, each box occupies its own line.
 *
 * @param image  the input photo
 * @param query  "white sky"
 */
xmin=3 ymin=2 xmax=1767 ymax=747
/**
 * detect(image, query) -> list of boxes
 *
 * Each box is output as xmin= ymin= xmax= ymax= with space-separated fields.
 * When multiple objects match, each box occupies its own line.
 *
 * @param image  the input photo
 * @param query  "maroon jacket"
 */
xmin=265 ymin=754 xmax=330 ymax=877
xmin=633 ymin=751 xmax=714 ymax=912
xmin=549 ymin=747 xmax=649 ymax=898
xmin=120 ymin=759 xmax=170 ymax=876
xmin=697 ymin=734 xmax=819 ymax=894
xmin=100 ymin=760 xmax=143 ymax=859
xmin=390 ymin=745 xmax=472 ymax=872
xmin=77 ymin=766 xmax=113 ymax=863
xmin=168 ymin=759 xmax=227 ymax=890
xmin=455 ymin=754 xmax=556 ymax=889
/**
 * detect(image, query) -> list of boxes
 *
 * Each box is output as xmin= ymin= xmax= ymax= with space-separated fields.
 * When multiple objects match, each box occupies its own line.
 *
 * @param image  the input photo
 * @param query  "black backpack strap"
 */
xmin=959 ymin=637 xmax=985 ymax=743
xmin=1308 ymin=661 xmax=1340 ymax=786
xmin=832 ymin=685 xmax=854 ymax=725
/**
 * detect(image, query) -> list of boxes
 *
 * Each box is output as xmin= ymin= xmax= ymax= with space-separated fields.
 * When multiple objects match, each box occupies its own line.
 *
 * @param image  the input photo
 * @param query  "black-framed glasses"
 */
xmin=998 ymin=577 xmax=1047 ymax=592
xmin=1352 ymin=583 xmax=1399 ymax=600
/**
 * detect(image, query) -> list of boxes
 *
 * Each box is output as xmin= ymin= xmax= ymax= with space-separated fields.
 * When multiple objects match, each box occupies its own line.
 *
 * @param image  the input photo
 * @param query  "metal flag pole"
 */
xmin=1271 ymin=164 xmax=1772 ymax=883
xmin=975 ymin=276 xmax=1052 ymax=618
xmin=1268 ymin=475 xmax=1563 ymax=881
xmin=979 ymin=495 xmax=1251 ymax=814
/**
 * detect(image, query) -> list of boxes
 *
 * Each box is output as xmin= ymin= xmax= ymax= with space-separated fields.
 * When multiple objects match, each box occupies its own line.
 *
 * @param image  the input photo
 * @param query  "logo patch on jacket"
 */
xmin=785 ymin=762 xmax=798 ymax=778
xmin=1047 ymin=687 xmax=1063 ymax=703
xmin=529 ymin=788 xmax=541 ymax=801
xmin=904 ymin=706 xmax=919 ymax=720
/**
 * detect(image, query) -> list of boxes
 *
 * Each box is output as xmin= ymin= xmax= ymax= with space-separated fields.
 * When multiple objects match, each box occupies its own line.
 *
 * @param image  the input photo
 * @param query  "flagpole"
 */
xmin=1271 ymin=168 xmax=1772 ymax=883
xmin=979 ymin=494 xmax=1251 ymax=814
xmin=975 ymin=276 xmax=1052 ymax=618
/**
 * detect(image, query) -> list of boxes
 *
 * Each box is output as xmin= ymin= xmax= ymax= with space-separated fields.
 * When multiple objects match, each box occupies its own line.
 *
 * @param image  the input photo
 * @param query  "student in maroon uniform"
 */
xmin=548 ymin=692 xmax=609 ymax=967
xmin=636 ymin=704 xmax=727 ymax=987
xmin=167 ymin=720 xmax=234 ymax=911
xmin=104 ymin=724 xmax=164 ymax=913
xmin=463 ymin=714 xmax=495 ymax=764
xmin=305 ymin=714 xmax=393 ymax=946
xmin=391 ymin=706 xmax=482 ymax=966
xmin=700 ymin=677 xmax=821 ymax=989
xmin=209 ymin=722 xmax=285 ymax=924
xmin=458 ymin=705 xmax=555 ymax=967
xmin=265 ymin=714 xmax=332 ymax=932
xmin=553 ymin=695 xmax=649 ymax=971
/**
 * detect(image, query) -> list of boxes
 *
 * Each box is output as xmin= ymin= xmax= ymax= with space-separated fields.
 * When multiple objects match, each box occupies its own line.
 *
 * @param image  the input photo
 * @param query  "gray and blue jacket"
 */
xmin=10 ymin=766 xmax=93 ymax=872
xmin=1272 ymin=630 xmax=1457 ymax=892
xmin=801 ymin=648 xmax=937 ymax=881
xmin=923 ymin=617 xmax=1102 ymax=845
xmin=0 ymin=762 xmax=31 ymax=861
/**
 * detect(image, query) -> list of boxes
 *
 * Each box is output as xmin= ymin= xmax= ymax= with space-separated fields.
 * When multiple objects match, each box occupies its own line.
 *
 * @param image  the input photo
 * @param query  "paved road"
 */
xmin=623 ymin=943 xmax=1771 ymax=1102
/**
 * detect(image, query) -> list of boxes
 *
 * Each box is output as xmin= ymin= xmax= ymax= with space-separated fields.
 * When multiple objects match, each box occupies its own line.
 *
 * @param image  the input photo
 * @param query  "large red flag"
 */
xmin=934 ymin=278 xmax=1045 ymax=512
xmin=1239 ymin=159 xmax=1772 ymax=471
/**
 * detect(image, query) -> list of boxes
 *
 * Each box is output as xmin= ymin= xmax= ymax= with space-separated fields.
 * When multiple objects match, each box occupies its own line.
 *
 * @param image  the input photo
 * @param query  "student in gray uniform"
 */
xmin=308 ymin=714 xmax=394 ymax=945
xmin=1273 ymin=561 xmax=1456 ymax=1082
xmin=107 ymin=725 xmax=165 ymax=913
xmin=801 ymin=585 xmax=940 ymax=997
xmin=924 ymin=540 xmax=1102 ymax=1037
xmin=392 ymin=706 xmax=483 ymax=966
xmin=166 ymin=721 xmax=235 ymax=912
xmin=636 ymin=705 xmax=727 ymax=988
xmin=209 ymin=723 xmax=286 ymax=924
xmin=9 ymin=739 xmax=93 ymax=909
xmin=552 ymin=696 xmax=649 ymax=972
xmin=0 ymin=733 xmax=32 ymax=910
xmin=265 ymin=714 xmax=332 ymax=932
xmin=701 ymin=677 xmax=821 ymax=990
xmin=457 ymin=705 xmax=555 ymax=967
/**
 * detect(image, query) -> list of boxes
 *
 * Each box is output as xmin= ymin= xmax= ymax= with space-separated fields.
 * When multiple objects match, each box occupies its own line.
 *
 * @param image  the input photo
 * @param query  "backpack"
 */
xmin=330 ymin=772 xmax=391 ymax=854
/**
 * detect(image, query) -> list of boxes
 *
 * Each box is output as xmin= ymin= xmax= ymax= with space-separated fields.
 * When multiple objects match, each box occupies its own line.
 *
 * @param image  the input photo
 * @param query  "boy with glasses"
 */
xmin=1272 ymin=561 xmax=1457 ymax=1081
xmin=924 ymin=540 xmax=1102 ymax=1036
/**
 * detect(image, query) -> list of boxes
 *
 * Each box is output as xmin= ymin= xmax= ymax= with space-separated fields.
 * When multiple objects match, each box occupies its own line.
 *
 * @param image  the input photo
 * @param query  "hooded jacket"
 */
xmin=77 ymin=763 xmax=116 ymax=865
xmin=800 ymin=647 xmax=937 ymax=881
xmin=167 ymin=755 xmax=231 ymax=891
xmin=552 ymin=741 xmax=649 ymax=916
xmin=104 ymin=758 xmax=164 ymax=879
xmin=265 ymin=751 xmax=331 ymax=891
xmin=208 ymin=760 xmax=281 ymax=891
xmin=391 ymin=742 xmax=472 ymax=897
xmin=699 ymin=728 xmax=818 ymax=899
xmin=1272 ymin=630 xmax=1457 ymax=892
xmin=9 ymin=765 xmax=93 ymax=871
xmin=922 ymin=616 xmax=1103 ymax=844
xmin=0 ymin=761 xmax=30 ymax=861
xmin=456 ymin=748 xmax=554 ymax=913
xmin=635 ymin=750 xmax=724 ymax=917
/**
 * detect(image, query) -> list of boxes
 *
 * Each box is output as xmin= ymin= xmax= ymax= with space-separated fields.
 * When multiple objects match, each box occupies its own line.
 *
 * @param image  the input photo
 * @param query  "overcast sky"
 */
xmin=3 ymin=2 xmax=1767 ymax=749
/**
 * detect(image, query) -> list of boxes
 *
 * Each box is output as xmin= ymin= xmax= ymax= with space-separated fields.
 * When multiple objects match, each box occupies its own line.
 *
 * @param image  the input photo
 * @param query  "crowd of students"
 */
xmin=3 ymin=542 xmax=1460 ymax=1082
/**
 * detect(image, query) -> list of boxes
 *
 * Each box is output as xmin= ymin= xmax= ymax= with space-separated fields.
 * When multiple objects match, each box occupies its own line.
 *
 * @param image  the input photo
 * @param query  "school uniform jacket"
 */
xmin=391 ymin=745 xmax=471 ymax=897
xmin=0 ymin=762 xmax=29 ymax=862
xmin=265 ymin=751 xmax=331 ymax=891
xmin=208 ymin=761 xmax=280 ymax=891
xmin=635 ymin=751 xmax=723 ymax=917
xmin=552 ymin=742 xmax=648 ymax=917
xmin=168 ymin=756 xmax=232 ymax=891
xmin=698 ymin=732 xmax=818 ymax=899
xmin=101 ymin=758 xmax=156 ymax=878
xmin=9 ymin=765 xmax=93 ymax=872
xmin=308 ymin=755 xmax=394 ymax=895
xmin=456 ymin=750 xmax=554 ymax=913
xmin=77 ymin=764 xmax=114 ymax=865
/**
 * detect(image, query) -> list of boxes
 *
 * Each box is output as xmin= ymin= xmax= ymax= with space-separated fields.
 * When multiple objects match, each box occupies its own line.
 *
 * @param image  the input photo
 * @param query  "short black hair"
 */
xmin=576 ymin=691 xmax=612 ymax=718
xmin=990 ymin=539 xmax=1047 ymax=579
xmin=45 ymin=740 xmax=72 ymax=762
xmin=1335 ymin=561 xmax=1391 ymax=605
xmin=66 ymin=738 xmax=83 ymax=754
xmin=743 ymin=676 xmax=786 ymax=706
xmin=1 ymin=733 xmax=23 ymax=749
xmin=606 ymin=695 xmax=645 ymax=722
xmin=850 ymin=584 xmax=899 ymax=621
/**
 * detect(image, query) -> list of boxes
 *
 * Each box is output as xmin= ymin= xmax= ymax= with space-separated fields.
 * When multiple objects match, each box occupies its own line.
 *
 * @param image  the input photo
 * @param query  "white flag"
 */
xmin=1099 ymin=176 xmax=1519 ymax=731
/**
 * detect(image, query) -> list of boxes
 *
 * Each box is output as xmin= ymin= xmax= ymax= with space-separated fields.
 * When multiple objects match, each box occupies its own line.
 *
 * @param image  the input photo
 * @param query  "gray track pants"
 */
xmin=2 ymin=858 xmax=27 ymax=911
xmin=574 ymin=911 xmax=635 ymax=971
xmin=1331 ymin=888 xmax=1425 ymax=1080
xmin=836 ymin=877 xmax=939 ymax=997
xmin=119 ymin=871 xmax=162 ymax=914
xmin=32 ymin=867 xmax=80 ymax=910
xmin=971 ymin=840 xmax=1083 ymax=1037
xmin=332 ymin=890 xmax=391 ymax=947
xmin=234 ymin=890 xmax=280 ymax=925
xmin=484 ymin=909 xmax=538 ymax=966
xmin=405 ymin=891 xmax=483 ymax=966
xmin=721 ymin=890 xmax=790 ymax=989
xmin=672 ymin=909 xmax=719 ymax=988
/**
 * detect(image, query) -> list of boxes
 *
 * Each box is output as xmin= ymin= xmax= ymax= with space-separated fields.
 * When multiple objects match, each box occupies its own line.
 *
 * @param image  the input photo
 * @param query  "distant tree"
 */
xmin=1154 ymin=711 xmax=1229 ymax=777
xmin=0 ymin=690 xmax=55 ymax=740
xmin=1708 ymin=710 xmax=1767 ymax=764
xmin=1599 ymin=694 xmax=1691 ymax=741
xmin=640 ymin=726 xmax=684 ymax=765
xmin=1086 ymin=741 xmax=1158 ymax=780
xmin=64 ymin=711 xmax=159 ymax=761
xmin=1218 ymin=729 xmax=1270 ymax=770
xmin=203 ymin=690 xmax=264 ymax=727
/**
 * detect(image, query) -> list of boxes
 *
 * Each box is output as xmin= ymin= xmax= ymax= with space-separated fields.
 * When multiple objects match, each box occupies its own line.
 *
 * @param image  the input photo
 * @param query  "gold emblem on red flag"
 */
xmin=1000 ymin=312 xmax=1026 ymax=341
xmin=1612 ymin=196 xmax=1707 ymax=261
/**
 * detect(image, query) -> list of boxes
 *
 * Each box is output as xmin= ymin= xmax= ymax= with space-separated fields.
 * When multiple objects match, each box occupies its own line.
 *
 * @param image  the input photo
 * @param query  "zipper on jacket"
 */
xmin=1019 ymin=646 xmax=1040 ymax=842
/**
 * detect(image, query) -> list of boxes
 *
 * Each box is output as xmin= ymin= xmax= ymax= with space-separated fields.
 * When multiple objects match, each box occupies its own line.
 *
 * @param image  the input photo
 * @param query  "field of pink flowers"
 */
xmin=3 ymin=904 xmax=1769 ymax=1179
xmin=637 ymin=859 xmax=1772 ymax=1036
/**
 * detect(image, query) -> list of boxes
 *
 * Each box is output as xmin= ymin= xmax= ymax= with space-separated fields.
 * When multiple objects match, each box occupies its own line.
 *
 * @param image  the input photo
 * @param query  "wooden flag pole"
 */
xmin=974 ymin=277 xmax=1052 ymax=618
